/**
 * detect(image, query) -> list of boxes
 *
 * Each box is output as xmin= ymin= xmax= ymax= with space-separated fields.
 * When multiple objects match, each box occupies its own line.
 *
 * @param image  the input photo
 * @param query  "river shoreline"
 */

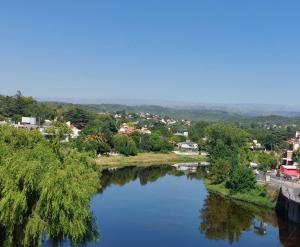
xmin=204 ymin=180 xmax=277 ymax=209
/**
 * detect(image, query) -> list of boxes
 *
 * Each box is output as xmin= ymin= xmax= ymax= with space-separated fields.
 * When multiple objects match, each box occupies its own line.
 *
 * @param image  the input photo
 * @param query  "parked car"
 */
xmin=284 ymin=175 xmax=292 ymax=180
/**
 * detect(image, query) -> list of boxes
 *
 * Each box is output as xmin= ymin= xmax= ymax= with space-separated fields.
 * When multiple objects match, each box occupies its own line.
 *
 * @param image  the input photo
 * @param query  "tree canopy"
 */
xmin=0 ymin=125 xmax=99 ymax=246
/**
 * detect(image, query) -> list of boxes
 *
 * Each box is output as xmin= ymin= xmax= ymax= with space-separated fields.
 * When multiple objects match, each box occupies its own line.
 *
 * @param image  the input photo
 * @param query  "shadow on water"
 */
xmin=276 ymin=193 xmax=300 ymax=247
xmin=277 ymin=216 xmax=300 ymax=247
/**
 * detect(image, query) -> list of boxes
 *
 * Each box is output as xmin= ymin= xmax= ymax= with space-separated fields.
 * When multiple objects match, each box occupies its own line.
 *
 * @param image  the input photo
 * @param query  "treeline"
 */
xmin=0 ymin=91 xmax=56 ymax=122
xmin=1 ymin=92 xmax=299 ymax=158
xmin=189 ymin=120 xmax=299 ymax=153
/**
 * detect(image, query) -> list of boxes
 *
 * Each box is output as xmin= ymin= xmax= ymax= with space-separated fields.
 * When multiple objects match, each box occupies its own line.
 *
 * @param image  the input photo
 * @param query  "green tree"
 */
xmin=209 ymin=159 xmax=231 ymax=184
xmin=226 ymin=166 xmax=256 ymax=193
xmin=149 ymin=133 xmax=173 ymax=152
xmin=257 ymin=152 xmax=277 ymax=174
xmin=113 ymin=135 xmax=138 ymax=156
xmin=0 ymin=125 xmax=99 ymax=246
xmin=205 ymin=123 xmax=250 ymax=162
xmin=63 ymin=107 xmax=93 ymax=129
xmin=189 ymin=121 xmax=209 ymax=142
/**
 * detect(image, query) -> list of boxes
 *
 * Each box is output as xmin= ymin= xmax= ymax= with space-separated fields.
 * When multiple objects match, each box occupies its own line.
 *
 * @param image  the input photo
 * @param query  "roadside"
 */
xmin=96 ymin=152 xmax=206 ymax=169
xmin=257 ymin=171 xmax=300 ymax=204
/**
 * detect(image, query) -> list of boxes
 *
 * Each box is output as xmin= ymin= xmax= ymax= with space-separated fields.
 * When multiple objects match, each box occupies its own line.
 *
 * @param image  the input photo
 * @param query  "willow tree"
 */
xmin=0 ymin=125 xmax=99 ymax=246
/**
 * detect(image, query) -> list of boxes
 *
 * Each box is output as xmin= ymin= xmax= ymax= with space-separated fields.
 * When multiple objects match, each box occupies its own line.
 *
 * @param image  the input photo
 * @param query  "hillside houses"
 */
xmin=118 ymin=123 xmax=151 ymax=135
xmin=279 ymin=131 xmax=300 ymax=178
xmin=0 ymin=116 xmax=81 ymax=141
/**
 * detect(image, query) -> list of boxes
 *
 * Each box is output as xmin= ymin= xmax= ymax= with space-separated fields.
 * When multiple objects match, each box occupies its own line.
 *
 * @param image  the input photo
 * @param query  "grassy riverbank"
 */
xmin=96 ymin=152 xmax=206 ymax=168
xmin=204 ymin=180 xmax=277 ymax=209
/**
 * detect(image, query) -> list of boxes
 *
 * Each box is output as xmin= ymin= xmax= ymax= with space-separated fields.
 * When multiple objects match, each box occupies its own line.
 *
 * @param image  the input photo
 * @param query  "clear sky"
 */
xmin=0 ymin=0 xmax=299 ymax=105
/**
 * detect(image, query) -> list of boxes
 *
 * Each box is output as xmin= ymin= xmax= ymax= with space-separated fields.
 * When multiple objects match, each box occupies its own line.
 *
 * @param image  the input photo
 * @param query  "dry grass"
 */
xmin=96 ymin=152 xmax=206 ymax=168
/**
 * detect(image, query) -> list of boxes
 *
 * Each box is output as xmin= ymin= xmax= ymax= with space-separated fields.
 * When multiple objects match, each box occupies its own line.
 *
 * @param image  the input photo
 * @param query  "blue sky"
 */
xmin=0 ymin=0 xmax=299 ymax=105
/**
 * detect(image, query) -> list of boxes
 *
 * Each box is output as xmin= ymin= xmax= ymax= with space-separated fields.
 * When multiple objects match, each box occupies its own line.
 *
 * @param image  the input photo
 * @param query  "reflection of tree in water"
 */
xmin=100 ymin=165 xmax=171 ymax=190
xmin=200 ymin=193 xmax=254 ymax=244
xmin=41 ymin=214 xmax=99 ymax=247
xmin=0 ymin=214 xmax=99 ymax=247
xmin=100 ymin=165 xmax=206 ymax=192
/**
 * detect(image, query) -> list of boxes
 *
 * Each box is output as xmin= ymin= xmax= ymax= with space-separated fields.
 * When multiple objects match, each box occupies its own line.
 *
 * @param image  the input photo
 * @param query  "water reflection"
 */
xmin=200 ymin=193 xmax=254 ymax=243
xmin=199 ymin=191 xmax=300 ymax=247
xmin=100 ymin=165 xmax=206 ymax=193
xmin=0 ymin=215 xmax=99 ymax=247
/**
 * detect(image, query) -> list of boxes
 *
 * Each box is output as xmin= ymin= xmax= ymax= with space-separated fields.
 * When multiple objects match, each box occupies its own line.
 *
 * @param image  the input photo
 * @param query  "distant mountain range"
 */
xmin=41 ymin=97 xmax=300 ymax=119
xmin=41 ymin=98 xmax=300 ymax=124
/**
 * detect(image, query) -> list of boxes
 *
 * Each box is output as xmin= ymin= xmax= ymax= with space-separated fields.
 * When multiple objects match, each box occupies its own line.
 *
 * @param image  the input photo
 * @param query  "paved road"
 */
xmin=257 ymin=172 xmax=300 ymax=203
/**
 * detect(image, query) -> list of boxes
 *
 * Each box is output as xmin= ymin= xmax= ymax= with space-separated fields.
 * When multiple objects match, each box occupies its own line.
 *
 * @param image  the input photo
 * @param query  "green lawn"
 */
xmin=96 ymin=152 xmax=206 ymax=169
xmin=204 ymin=180 xmax=276 ymax=209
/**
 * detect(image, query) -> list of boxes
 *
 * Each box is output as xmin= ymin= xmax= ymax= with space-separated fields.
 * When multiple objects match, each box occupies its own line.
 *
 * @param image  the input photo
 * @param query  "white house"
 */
xmin=174 ymin=131 xmax=189 ymax=137
xmin=140 ymin=127 xmax=151 ymax=135
xmin=66 ymin=121 xmax=81 ymax=139
xmin=21 ymin=117 xmax=37 ymax=125
xmin=177 ymin=141 xmax=198 ymax=152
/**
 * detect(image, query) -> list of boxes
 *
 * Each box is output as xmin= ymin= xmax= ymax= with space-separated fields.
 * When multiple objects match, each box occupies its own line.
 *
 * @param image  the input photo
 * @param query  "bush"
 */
xmin=226 ymin=165 xmax=256 ymax=193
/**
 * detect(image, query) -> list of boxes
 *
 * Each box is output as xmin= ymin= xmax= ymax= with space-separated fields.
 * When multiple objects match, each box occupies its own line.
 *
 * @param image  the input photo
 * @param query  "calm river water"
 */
xmin=85 ymin=165 xmax=300 ymax=247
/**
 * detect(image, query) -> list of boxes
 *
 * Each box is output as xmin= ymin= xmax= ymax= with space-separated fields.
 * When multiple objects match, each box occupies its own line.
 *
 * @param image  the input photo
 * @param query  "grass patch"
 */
xmin=204 ymin=180 xmax=276 ymax=209
xmin=96 ymin=152 xmax=206 ymax=169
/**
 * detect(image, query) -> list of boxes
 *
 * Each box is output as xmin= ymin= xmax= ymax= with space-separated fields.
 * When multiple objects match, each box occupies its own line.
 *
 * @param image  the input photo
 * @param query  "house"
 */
xmin=280 ymin=165 xmax=299 ymax=178
xmin=282 ymin=150 xmax=294 ymax=166
xmin=16 ymin=116 xmax=39 ymax=129
xmin=291 ymin=131 xmax=300 ymax=151
xmin=250 ymin=140 xmax=265 ymax=150
xmin=177 ymin=141 xmax=198 ymax=152
xmin=21 ymin=117 xmax=37 ymax=125
xmin=139 ymin=127 xmax=151 ymax=135
xmin=174 ymin=131 xmax=189 ymax=137
xmin=279 ymin=131 xmax=300 ymax=178
xmin=66 ymin=121 xmax=81 ymax=139
xmin=118 ymin=123 xmax=135 ymax=135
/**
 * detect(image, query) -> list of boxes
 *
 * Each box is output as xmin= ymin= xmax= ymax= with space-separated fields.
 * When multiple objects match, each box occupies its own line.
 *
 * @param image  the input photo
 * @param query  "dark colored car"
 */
xmin=284 ymin=175 xmax=292 ymax=180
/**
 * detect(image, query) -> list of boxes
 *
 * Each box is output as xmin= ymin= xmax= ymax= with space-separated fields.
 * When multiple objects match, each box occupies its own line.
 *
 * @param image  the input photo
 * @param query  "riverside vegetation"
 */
xmin=205 ymin=123 xmax=278 ymax=208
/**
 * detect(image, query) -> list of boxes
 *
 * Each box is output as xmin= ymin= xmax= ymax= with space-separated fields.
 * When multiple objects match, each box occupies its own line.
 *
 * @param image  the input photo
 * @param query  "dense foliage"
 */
xmin=0 ymin=125 xmax=99 ymax=246
xmin=0 ymin=91 xmax=55 ymax=122
xmin=113 ymin=135 xmax=138 ymax=156
xmin=205 ymin=123 xmax=258 ymax=193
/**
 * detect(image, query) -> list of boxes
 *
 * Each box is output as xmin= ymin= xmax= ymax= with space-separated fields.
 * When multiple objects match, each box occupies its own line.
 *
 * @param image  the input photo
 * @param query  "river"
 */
xmin=80 ymin=165 xmax=299 ymax=247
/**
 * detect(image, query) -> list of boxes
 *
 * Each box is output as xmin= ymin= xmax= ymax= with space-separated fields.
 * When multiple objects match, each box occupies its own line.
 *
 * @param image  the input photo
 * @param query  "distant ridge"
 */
xmin=39 ymin=97 xmax=300 ymax=118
